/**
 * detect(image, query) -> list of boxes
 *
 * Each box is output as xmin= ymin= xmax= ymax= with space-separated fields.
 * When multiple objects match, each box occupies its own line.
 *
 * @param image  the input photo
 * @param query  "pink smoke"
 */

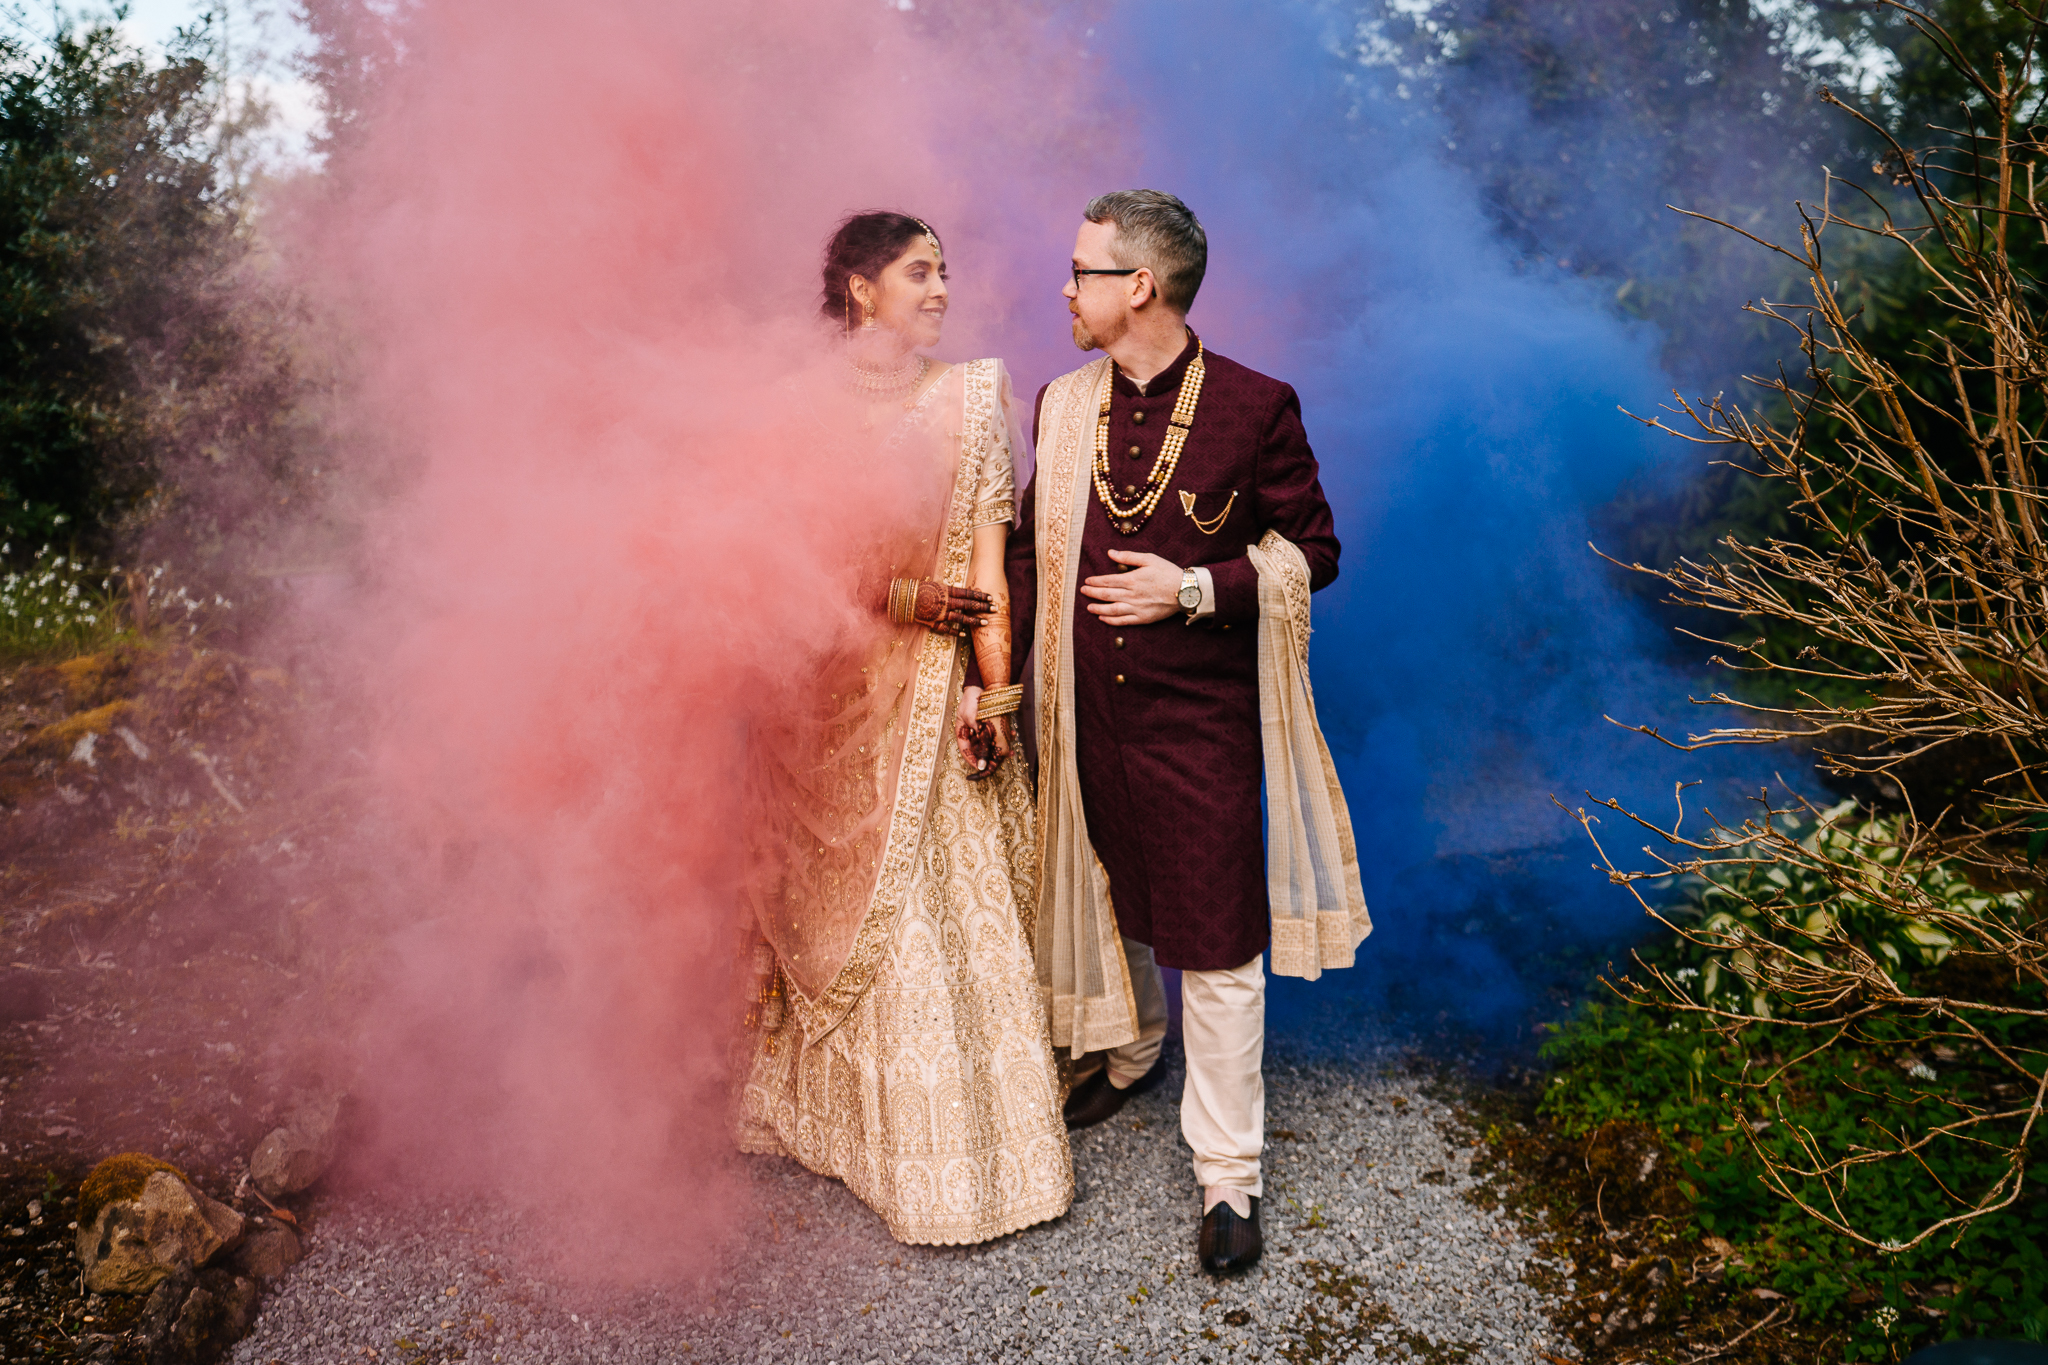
xmin=283 ymin=0 xmax=1121 ymax=1277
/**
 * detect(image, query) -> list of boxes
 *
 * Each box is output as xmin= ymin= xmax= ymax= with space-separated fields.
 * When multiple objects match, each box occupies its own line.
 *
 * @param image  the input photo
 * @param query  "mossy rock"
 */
xmin=79 ymin=1153 xmax=189 ymax=1229
xmin=24 ymin=699 xmax=135 ymax=759
xmin=56 ymin=650 xmax=136 ymax=708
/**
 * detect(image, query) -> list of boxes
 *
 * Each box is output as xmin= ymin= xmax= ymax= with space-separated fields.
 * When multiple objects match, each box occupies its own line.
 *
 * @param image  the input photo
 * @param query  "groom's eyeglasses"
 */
xmin=1073 ymin=266 xmax=1143 ymax=288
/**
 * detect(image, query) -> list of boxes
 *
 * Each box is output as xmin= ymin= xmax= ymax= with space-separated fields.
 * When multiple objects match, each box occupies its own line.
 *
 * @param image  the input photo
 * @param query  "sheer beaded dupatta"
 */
xmin=741 ymin=364 xmax=972 ymax=1025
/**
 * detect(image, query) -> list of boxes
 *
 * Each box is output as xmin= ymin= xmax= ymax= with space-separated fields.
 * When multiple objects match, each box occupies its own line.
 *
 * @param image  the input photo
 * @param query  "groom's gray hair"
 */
xmin=1084 ymin=189 xmax=1206 ymax=313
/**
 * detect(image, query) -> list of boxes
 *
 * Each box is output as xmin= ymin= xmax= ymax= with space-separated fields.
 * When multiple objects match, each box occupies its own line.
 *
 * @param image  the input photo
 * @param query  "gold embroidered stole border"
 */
xmin=1248 ymin=529 xmax=1372 ymax=980
xmin=785 ymin=361 xmax=996 ymax=1040
xmin=1031 ymin=358 xmax=1140 ymax=1055
xmin=1030 ymin=358 xmax=1106 ymax=826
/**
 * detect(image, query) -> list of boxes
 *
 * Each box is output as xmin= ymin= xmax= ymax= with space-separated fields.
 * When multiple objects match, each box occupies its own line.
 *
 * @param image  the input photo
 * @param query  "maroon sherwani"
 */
xmin=1010 ymin=333 xmax=1340 ymax=972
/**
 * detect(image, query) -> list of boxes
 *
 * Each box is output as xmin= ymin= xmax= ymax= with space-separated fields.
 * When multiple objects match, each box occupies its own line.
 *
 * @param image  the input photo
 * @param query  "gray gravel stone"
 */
xmin=229 ymin=1048 xmax=1571 ymax=1363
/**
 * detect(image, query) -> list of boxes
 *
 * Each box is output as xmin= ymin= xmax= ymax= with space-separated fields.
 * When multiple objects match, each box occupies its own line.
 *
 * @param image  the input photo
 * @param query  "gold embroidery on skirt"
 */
xmin=735 ymin=359 xmax=1072 ymax=1245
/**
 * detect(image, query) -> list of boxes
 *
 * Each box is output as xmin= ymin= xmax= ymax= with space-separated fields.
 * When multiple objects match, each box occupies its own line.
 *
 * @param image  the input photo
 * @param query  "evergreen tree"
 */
xmin=0 ymin=21 xmax=228 ymax=552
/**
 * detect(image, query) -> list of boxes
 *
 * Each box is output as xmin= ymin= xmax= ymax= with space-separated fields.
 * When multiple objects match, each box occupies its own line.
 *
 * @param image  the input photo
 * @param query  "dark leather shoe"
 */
xmin=1062 ymin=1056 xmax=1166 ymax=1131
xmin=1199 ymin=1196 xmax=1262 ymax=1274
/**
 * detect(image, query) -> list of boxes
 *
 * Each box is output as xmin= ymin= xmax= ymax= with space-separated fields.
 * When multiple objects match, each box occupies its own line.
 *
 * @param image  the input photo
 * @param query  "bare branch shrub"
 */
xmin=1583 ymin=0 xmax=2048 ymax=1252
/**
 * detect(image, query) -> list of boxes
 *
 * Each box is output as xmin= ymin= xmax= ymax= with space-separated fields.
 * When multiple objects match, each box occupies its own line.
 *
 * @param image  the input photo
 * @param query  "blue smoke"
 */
xmin=987 ymin=0 xmax=1788 ymax=1048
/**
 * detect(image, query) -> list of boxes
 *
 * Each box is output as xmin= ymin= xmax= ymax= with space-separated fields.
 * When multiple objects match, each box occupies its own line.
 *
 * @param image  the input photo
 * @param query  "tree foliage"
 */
xmin=0 ymin=16 xmax=338 ymax=611
xmin=0 ymin=21 xmax=228 ymax=551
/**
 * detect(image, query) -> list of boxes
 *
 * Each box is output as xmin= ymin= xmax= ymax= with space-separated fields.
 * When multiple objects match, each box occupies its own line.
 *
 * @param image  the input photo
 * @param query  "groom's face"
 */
xmin=1065 ymin=220 xmax=1139 ymax=353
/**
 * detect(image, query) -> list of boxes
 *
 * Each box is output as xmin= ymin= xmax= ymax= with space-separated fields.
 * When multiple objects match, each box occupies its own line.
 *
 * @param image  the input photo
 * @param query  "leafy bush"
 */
xmin=1541 ymin=991 xmax=2047 ymax=1358
xmin=1666 ymin=802 xmax=2026 ymax=1015
xmin=1542 ymin=805 xmax=2046 ymax=1359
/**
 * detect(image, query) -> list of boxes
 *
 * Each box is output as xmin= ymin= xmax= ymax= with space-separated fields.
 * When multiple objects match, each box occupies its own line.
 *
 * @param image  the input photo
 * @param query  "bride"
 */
xmin=734 ymin=211 xmax=1073 ymax=1244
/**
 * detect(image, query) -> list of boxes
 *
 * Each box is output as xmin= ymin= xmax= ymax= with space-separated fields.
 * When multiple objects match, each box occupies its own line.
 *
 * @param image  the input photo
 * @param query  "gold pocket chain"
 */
xmin=1179 ymin=488 xmax=1237 ymax=534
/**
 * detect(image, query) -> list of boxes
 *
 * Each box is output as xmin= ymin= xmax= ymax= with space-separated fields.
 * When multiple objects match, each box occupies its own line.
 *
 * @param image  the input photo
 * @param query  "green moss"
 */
xmin=56 ymin=651 xmax=134 ymax=708
xmin=78 ymin=1153 xmax=187 ymax=1229
xmin=27 ymin=699 xmax=134 ymax=756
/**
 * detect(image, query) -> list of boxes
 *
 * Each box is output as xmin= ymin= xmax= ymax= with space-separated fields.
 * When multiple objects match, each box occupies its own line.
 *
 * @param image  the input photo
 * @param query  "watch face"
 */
xmin=1179 ymin=585 xmax=1202 ymax=608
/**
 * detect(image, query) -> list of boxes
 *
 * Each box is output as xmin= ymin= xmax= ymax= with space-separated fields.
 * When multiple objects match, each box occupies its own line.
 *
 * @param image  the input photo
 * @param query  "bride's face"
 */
xmin=856 ymin=238 xmax=949 ymax=349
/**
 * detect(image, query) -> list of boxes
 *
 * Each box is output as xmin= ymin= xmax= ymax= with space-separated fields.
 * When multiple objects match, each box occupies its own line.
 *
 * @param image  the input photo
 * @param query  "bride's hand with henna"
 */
xmin=916 ymin=579 xmax=993 ymax=635
xmin=956 ymin=687 xmax=995 ymax=773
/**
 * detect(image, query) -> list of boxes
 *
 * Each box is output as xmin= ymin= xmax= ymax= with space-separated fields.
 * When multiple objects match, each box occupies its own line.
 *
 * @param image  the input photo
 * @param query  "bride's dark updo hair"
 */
xmin=821 ymin=211 xmax=942 ymax=333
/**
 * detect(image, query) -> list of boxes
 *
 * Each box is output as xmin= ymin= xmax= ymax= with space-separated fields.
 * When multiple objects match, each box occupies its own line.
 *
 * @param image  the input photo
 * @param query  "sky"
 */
xmin=31 ymin=0 xmax=325 ymax=162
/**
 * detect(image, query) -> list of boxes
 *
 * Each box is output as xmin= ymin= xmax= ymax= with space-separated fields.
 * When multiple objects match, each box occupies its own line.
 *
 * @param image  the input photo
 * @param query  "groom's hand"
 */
xmin=1081 ymin=550 xmax=1181 ymax=626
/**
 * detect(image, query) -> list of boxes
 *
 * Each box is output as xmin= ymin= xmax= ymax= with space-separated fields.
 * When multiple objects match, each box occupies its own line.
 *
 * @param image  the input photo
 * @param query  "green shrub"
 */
xmin=1666 ymin=802 xmax=2027 ymax=1016
xmin=1541 ymin=808 xmax=2046 ymax=1359
xmin=1542 ymin=993 xmax=2046 ymax=1357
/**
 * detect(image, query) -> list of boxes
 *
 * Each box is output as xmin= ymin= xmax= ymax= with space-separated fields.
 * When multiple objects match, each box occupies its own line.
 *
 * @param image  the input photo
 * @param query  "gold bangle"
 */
xmin=976 ymin=683 xmax=1024 ymax=719
xmin=888 ymin=577 xmax=918 ymax=626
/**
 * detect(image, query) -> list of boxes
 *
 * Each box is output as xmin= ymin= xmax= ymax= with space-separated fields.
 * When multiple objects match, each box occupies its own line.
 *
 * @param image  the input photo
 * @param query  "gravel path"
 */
xmin=230 ymin=1050 xmax=1574 ymax=1364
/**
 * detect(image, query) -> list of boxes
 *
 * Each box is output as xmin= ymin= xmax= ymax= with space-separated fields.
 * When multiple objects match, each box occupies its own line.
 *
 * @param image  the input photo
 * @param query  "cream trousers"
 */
xmin=1080 ymin=936 xmax=1265 ymax=1196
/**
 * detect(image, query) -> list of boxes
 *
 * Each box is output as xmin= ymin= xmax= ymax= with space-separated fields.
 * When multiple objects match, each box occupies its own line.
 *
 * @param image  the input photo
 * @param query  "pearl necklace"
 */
xmin=844 ymin=350 xmax=929 ymax=401
xmin=1093 ymin=340 xmax=1205 ymax=535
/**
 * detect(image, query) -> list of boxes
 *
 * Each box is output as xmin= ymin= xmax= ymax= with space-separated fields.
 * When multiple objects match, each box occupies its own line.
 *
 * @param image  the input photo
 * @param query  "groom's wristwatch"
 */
xmin=1178 ymin=567 xmax=1202 ymax=619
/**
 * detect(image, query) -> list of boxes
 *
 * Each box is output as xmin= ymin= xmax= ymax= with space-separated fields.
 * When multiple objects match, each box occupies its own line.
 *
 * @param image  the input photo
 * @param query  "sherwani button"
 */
xmin=1114 ymin=636 xmax=1125 ymax=648
xmin=1115 ymin=674 xmax=1126 ymax=684
xmin=1128 ymin=444 xmax=1142 ymax=457
xmin=1132 ymin=410 xmax=1146 ymax=424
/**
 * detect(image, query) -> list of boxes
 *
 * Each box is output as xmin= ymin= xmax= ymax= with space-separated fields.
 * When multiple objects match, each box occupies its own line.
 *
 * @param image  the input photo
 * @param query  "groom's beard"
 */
xmin=1071 ymin=311 xmax=1125 ymax=353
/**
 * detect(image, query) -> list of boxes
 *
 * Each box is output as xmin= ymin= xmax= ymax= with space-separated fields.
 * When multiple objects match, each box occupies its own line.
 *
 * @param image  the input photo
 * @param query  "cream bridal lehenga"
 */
xmin=735 ymin=357 xmax=1074 ymax=1245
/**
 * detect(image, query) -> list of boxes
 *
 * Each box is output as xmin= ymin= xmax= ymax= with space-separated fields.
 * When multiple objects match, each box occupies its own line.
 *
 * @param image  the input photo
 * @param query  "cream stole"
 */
xmin=1031 ymin=360 xmax=1369 ymax=1057
xmin=1032 ymin=359 xmax=1139 ymax=1055
xmin=1247 ymin=531 xmax=1371 ymax=977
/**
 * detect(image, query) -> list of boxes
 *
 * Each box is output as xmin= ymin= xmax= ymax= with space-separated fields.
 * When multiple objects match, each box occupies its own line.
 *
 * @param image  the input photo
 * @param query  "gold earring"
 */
xmin=862 ymin=302 xmax=877 ymax=330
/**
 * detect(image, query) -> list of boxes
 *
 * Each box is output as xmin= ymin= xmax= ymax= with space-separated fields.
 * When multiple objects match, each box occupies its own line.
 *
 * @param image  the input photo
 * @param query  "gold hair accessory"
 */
xmin=913 ymin=218 xmax=942 ymax=265
xmin=887 ymin=577 xmax=919 ymax=626
xmin=1095 ymin=339 xmax=1205 ymax=535
xmin=975 ymin=683 xmax=1024 ymax=720
xmin=1179 ymin=488 xmax=1237 ymax=535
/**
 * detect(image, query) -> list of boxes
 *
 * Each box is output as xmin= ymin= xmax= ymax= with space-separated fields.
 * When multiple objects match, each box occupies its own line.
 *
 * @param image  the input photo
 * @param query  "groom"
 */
xmin=1009 ymin=190 xmax=1346 ymax=1273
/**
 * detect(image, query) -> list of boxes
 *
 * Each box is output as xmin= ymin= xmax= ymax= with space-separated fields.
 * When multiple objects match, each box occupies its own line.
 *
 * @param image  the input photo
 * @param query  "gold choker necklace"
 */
xmin=845 ymin=351 xmax=928 ymax=400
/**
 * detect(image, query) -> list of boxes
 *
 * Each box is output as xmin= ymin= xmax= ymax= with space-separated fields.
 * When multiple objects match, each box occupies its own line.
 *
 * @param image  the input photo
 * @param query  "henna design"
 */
xmin=913 ymin=579 xmax=993 ymax=635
